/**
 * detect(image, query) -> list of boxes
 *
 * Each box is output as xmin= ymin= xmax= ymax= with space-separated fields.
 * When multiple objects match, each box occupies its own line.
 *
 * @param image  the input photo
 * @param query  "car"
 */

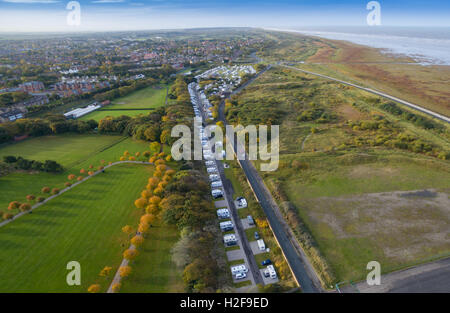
xmin=235 ymin=272 xmax=247 ymax=280
xmin=254 ymin=231 xmax=260 ymax=240
xmin=261 ymin=259 xmax=272 ymax=266
xmin=263 ymin=270 xmax=270 ymax=278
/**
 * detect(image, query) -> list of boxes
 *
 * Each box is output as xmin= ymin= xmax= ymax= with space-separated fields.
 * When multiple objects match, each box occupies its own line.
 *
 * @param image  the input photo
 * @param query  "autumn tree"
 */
xmin=119 ymin=156 xmax=126 ymax=161
xmin=141 ymin=189 xmax=152 ymax=199
xmin=68 ymin=174 xmax=76 ymax=180
xmin=80 ymin=169 xmax=86 ymax=174
xmin=41 ymin=187 xmax=50 ymax=194
xmin=147 ymin=177 xmax=159 ymax=189
xmin=134 ymin=197 xmax=148 ymax=209
xmin=123 ymin=248 xmax=139 ymax=261
xmin=51 ymin=188 xmax=60 ymax=195
xmin=2 ymin=212 xmax=14 ymax=220
xmin=119 ymin=265 xmax=132 ymax=278
xmin=87 ymin=284 xmax=101 ymax=293
xmin=37 ymin=197 xmax=45 ymax=203
xmin=88 ymin=171 xmax=94 ymax=176
xmin=77 ymin=176 xmax=83 ymax=181
xmin=19 ymin=203 xmax=31 ymax=212
xmin=140 ymin=214 xmax=155 ymax=225
xmin=138 ymin=222 xmax=149 ymax=234
xmin=26 ymin=195 xmax=36 ymax=202
xmin=65 ymin=182 xmax=72 ymax=187
xmin=8 ymin=201 xmax=20 ymax=210
xmin=149 ymin=196 xmax=161 ymax=205
xmin=130 ymin=235 xmax=144 ymax=247
xmin=122 ymin=225 xmax=133 ymax=235
xmin=99 ymin=266 xmax=113 ymax=277
xmin=111 ymin=283 xmax=121 ymax=293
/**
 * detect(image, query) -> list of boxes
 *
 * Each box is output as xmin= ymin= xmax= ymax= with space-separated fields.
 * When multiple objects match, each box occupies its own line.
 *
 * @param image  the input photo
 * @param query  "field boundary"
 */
xmin=0 ymin=161 xmax=153 ymax=229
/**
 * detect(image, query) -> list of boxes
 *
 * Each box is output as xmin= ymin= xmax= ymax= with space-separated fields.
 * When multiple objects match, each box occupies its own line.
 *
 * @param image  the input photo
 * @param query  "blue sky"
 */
xmin=0 ymin=0 xmax=449 ymax=32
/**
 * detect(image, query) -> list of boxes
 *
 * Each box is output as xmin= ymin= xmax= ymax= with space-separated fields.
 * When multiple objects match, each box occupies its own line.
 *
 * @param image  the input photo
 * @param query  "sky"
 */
xmin=0 ymin=0 xmax=449 ymax=32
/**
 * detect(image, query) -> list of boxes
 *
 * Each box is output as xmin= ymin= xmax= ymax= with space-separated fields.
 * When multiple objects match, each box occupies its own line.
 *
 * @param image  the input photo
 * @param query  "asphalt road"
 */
xmin=217 ymin=66 xmax=323 ymax=293
xmin=342 ymin=257 xmax=450 ymax=293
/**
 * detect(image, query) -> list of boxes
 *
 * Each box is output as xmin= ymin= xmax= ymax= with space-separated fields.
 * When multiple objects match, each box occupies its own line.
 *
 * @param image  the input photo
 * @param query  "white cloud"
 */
xmin=2 ymin=0 xmax=60 ymax=3
xmin=91 ymin=0 xmax=125 ymax=3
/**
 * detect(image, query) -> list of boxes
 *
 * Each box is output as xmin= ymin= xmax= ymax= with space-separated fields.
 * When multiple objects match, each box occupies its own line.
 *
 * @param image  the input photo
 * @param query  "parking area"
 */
xmin=240 ymin=218 xmax=254 ymax=230
xmin=249 ymin=240 xmax=266 ymax=255
xmin=260 ymin=268 xmax=280 ymax=285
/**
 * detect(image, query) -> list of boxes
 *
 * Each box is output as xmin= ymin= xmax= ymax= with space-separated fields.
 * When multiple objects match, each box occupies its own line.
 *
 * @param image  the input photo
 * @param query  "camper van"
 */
xmin=257 ymin=239 xmax=266 ymax=251
xmin=211 ymin=181 xmax=223 ymax=188
xmin=219 ymin=221 xmax=234 ymax=231
xmin=211 ymin=189 xmax=223 ymax=198
xmin=209 ymin=174 xmax=220 ymax=182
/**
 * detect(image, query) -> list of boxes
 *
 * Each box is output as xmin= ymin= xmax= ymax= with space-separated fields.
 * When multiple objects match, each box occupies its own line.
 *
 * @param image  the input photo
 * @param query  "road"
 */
xmin=217 ymin=66 xmax=323 ymax=293
xmin=280 ymin=64 xmax=450 ymax=123
xmin=189 ymin=83 xmax=263 ymax=288
xmin=341 ymin=257 xmax=450 ymax=293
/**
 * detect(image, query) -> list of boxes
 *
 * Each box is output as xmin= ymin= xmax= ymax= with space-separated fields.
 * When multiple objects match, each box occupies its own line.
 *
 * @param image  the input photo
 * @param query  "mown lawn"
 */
xmin=119 ymin=221 xmax=182 ymax=293
xmin=0 ymin=163 xmax=153 ymax=292
xmin=80 ymin=85 xmax=168 ymax=121
xmin=0 ymin=134 xmax=123 ymax=168
xmin=0 ymin=135 xmax=150 ymax=212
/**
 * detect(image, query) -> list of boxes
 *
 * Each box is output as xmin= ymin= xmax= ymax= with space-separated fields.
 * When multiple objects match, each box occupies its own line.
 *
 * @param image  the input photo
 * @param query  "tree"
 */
xmin=80 ymin=168 xmax=86 ymax=174
xmin=88 ymin=171 xmax=94 ymax=176
xmin=149 ymin=196 xmax=161 ymax=205
xmin=123 ymin=248 xmax=139 ymax=261
xmin=99 ymin=266 xmax=113 ymax=277
xmin=87 ymin=284 xmax=101 ymax=293
xmin=111 ymin=283 xmax=121 ymax=293
xmin=140 ymin=214 xmax=155 ymax=225
xmin=119 ymin=156 xmax=126 ymax=161
xmin=122 ymin=225 xmax=133 ymax=235
xmin=147 ymin=177 xmax=159 ymax=189
xmin=119 ymin=265 xmax=132 ymax=278
xmin=130 ymin=235 xmax=144 ymax=247
xmin=138 ymin=222 xmax=149 ymax=234
xmin=19 ymin=203 xmax=31 ymax=212
xmin=156 ymin=164 xmax=166 ymax=172
xmin=65 ymin=182 xmax=72 ymax=187
xmin=134 ymin=197 xmax=148 ymax=209
xmin=141 ymin=189 xmax=152 ymax=198
xmin=145 ymin=204 xmax=158 ymax=214
xmin=2 ymin=212 xmax=14 ymax=220
xmin=51 ymin=188 xmax=60 ymax=195
xmin=165 ymin=155 xmax=172 ymax=162
xmin=149 ymin=142 xmax=161 ymax=153
xmin=77 ymin=176 xmax=83 ymax=181
xmin=68 ymin=174 xmax=76 ymax=180
xmin=8 ymin=201 xmax=20 ymax=210
xmin=37 ymin=197 xmax=45 ymax=203
xmin=41 ymin=187 xmax=50 ymax=194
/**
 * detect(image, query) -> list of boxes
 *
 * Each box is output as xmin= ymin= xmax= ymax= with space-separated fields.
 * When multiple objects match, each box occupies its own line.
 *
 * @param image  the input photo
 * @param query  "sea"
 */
xmin=269 ymin=26 xmax=450 ymax=66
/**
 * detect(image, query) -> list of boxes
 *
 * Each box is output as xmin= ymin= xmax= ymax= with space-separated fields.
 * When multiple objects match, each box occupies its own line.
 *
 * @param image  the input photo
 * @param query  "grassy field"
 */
xmin=120 ymin=221 xmax=183 ymax=293
xmin=0 ymin=134 xmax=123 ymax=168
xmin=0 ymin=135 xmax=150 ymax=212
xmin=262 ymin=31 xmax=450 ymax=117
xmin=80 ymin=85 xmax=167 ymax=121
xmin=0 ymin=163 xmax=153 ymax=292
xmin=232 ymin=65 xmax=450 ymax=284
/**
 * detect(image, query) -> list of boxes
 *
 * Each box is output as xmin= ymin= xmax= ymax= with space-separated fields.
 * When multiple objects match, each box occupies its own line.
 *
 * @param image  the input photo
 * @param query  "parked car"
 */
xmin=235 ymin=272 xmax=247 ymax=280
xmin=261 ymin=259 xmax=272 ymax=266
xmin=254 ymin=231 xmax=260 ymax=240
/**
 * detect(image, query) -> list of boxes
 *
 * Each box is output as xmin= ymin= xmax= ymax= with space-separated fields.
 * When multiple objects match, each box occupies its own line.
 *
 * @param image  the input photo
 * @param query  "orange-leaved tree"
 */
xmin=119 ymin=265 xmax=132 ymax=278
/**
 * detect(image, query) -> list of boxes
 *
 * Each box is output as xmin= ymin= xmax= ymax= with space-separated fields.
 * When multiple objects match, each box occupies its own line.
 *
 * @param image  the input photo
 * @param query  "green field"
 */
xmin=0 ymin=163 xmax=153 ymax=292
xmin=80 ymin=85 xmax=168 ymax=121
xmin=0 ymin=134 xmax=150 ymax=212
xmin=0 ymin=134 xmax=123 ymax=168
xmin=233 ymin=66 xmax=450 ymax=285
xmin=120 ymin=221 xmax=183 ymax=293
